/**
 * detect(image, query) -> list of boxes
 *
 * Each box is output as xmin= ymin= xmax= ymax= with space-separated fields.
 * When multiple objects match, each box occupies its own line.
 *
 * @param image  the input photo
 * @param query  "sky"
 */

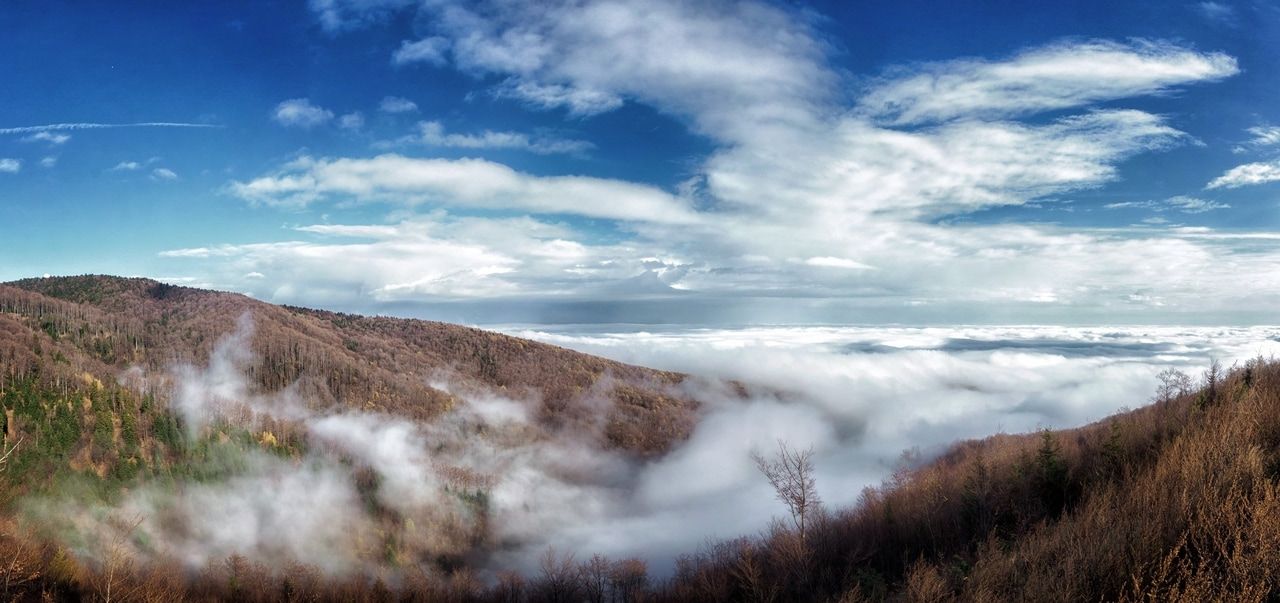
xmin=2 ymin=0 xmax=1280 ymax=325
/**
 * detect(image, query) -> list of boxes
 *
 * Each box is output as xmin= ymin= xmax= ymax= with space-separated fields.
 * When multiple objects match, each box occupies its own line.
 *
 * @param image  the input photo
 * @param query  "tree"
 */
xmin=1153 ymin=368 xmax=1192 ymax=405
xmin=752 ymin=440 xmax=822 ymax=541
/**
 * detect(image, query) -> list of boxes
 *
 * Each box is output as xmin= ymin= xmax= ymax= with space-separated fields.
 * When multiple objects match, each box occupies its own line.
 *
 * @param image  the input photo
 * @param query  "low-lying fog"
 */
xmin=31 ymin=322 xmax=1280 ymax=581
xmin=498 ymin=324 xmax=1280 ymax=570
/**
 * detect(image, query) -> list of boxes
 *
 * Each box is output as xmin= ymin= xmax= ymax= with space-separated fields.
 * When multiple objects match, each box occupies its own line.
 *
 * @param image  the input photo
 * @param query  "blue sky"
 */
xmin=2 ymin=0 xmax=1279 ymax=324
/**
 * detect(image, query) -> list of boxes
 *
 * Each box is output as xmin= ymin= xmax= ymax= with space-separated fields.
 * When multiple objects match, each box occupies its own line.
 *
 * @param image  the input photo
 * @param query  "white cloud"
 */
xmin=1196 ymin=1 xmax=1236 ymax=23
xmin=401 ymin=120 xmax=593 ymax=155
xmin=378 ymin=96 xmax=418 ymax=113
xmin=0 ymin=159 xmax=19 ymax=173
xmin=1206 ymin=159 xmax=1280 ymax=189
xmin=0 ymin=122 xmax=218 ymax=135
xmin=1243 ymin=125 xmax=1280 ymax=148
xmin=210 ymin=2 xmax=1268 ymax=319
xmin=151 ymin=168 xmax=179 ymax=181
xmin=308 ymin=0 xmax=414 ymax=32
xmin=1104 ymin=195 xmax=1229 ymax=213
xmin=857 ymin=40 xmax=1238 ymax=125
xmin=39 ymin=156 xmax=56 ymax=168
xmin=111 ymin=161 xmax=142 ymax=172
xmin=804 ymin=256 xmax=874 ymax=270
xmin=21 ymin=131 xmax=71 ymax=145
xmin=492 ymin=80 xmax=624 ymax=116
xmin=272 ymin=98 xmax=334 ymax=128
xmin=337 ymin=112 xmax=365 ymax=130
xmin=228 ymin=154 xmax=699 ymax=223
xmin=392 ymin=37 xmax=450 ymax=66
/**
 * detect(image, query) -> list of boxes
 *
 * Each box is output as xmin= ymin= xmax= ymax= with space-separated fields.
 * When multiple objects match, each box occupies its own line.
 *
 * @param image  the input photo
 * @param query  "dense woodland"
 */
xmin=0 ymin=276 xmax=1276 ymax=601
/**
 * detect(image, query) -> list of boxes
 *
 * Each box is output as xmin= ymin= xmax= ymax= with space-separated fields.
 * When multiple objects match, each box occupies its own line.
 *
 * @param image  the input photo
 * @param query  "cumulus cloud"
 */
xmin=399 ymin=120 xmax=594 ymax=155
xmin=227 ymin=154 xmax=699 ymax=223
xmin=378 ymin=95 xmax=418 ymax=113
xmin=857 ymin=40 xmax=1238 ymax=125
xmin=272 ymin=98 xmax=334 ymax=128
xmin=1206 ymin=159 xmax=1280 ymax=189
xmin=0 ymin=159 xmax=20 ymax=173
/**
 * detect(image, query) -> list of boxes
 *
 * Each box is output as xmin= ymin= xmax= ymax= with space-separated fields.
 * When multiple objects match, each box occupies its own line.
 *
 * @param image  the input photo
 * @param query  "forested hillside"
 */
xmin=0 ymin=276 xmax=1274 ymax=601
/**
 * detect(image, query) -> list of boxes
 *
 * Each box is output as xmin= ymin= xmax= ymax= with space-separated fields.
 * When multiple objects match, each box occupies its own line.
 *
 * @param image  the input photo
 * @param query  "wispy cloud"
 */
xmin=21 ymin=131 xmax=71 ymax=145
xmin=397 ymin=120 xmax=593 ymax=155
xmin=378 ymin=96 xmax=418 ymax=113
xmin=337 ymin=112 xmax=365 ymax=130
xmin=392 ymin=36 xmax=450 ymax=66
xmin=1104 ymin=195 xmax=1230 ymax=213
xmin=228 ymin=154 xmax=699 ymax=223
xmin=151 ymin=167 xmax=179 ymax=181
xmin=857 ymin=40 xmax=1238 ymax=125
xmin=1206 ymin=159 xmax=1280 ymax=189
xmin=0 ymin=122 xmax=219 ymax=135
xmin=0 ymin=159 xmax=20 ymax=173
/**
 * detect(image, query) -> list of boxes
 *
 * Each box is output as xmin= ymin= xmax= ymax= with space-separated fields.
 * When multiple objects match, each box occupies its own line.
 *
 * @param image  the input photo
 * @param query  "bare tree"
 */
xmin=752 ymin=440 xmax=821 ymax=541
xmin=1154 ymin=368 xmax=1192 ymax=404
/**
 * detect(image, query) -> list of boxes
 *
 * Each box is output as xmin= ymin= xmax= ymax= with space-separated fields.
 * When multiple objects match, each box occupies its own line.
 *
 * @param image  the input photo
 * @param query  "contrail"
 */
xmin=0 ymin=122 xmax=222 ymax=135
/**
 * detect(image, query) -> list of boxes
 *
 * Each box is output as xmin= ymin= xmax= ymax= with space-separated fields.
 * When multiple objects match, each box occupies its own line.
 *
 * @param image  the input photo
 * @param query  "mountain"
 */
xmin=0 ymin=275 xmax=696 ymax=456
xmin=0 ymin=275 xmax=1274 ymax=602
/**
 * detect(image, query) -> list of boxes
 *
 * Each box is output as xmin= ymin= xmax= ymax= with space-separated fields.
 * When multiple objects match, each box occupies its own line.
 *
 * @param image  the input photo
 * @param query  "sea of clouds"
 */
xmin=30 ymin=321 xmax=1280 ymax=580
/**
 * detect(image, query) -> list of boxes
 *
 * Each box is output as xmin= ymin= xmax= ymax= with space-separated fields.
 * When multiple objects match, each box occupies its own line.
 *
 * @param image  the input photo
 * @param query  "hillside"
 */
xmin=0 ymin=275 xmax=696 ymax=455
xmin=0 ymin=276 xmax=1274 ymax=601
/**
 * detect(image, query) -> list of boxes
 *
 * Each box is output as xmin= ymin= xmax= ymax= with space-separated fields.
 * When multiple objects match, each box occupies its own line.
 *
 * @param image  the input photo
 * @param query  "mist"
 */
xmin=20 ymin=319 xmax=1280 ymax=580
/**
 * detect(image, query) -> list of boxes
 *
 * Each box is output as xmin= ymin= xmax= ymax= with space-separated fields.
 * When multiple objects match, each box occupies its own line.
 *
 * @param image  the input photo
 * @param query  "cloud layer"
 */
xmin=150 ymin=0 xmax=1280 ymax=322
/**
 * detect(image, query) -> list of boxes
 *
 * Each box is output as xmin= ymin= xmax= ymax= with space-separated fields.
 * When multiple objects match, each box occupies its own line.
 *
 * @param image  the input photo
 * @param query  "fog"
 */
xmin=24 ymin=320 xmax=1280 ymax=580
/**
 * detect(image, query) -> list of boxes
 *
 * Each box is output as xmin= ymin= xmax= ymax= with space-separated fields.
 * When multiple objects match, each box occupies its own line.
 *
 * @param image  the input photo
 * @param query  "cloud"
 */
xmin=272 ymin=98 xmax=334 ymax=128
xmin=1244 ymin=125 xmax=1280 ymax=147
xmin=201 ymin=2 xmax=1267 ymax=320
xmin=39 ymin=156 xmax=56 ymax=168
xmin=492 ymin=80 xmax=624 ymax=117
xmin=1104 ymin=195 xmax=1229 ymax=213
xmin=856 ymin=40 xmax=1238 ymax=125
xmin=378 ymin=96 xmax=418 ymax=113
xmin=111 ymin=161 xmax=142 ymax=172
xmin=228 ymin=154 xmax=699 ymax=223
xmin=1196 ymin=1 xmax=1237 ymax=23
xmin=0 ymin=159 xmax=19 ymax=173
xmin=337 ymin=112 xmax=365 ymax=130
xmin=399 ymin=120 xmax=593 ymax=155
xmin=804 ymin=257 xmax=874 ymax=270
xmin=151 ymin=168 xmax=179 ymax=181
xmin=21 ymin=131 xmax=70 ymax=145
xmin=0 ymin=122 xmax=219 ymax=135
xmin=309 ymin=0 xmax=415 ymax=32
xmin=1206 ymin=159 xmax=1280 ymax=189
xmin=392 ymin=37 xmax=450 ymax=66
xmin=490 ymin=323 xmax=1280 ymax=568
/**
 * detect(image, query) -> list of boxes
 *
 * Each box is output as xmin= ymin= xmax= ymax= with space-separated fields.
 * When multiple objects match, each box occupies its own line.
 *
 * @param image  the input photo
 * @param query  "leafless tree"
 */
xmin=752 ymin=440 xmax=821 ymax=541
xmin=1154 ymin=368 xmax=1192 ymax=404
